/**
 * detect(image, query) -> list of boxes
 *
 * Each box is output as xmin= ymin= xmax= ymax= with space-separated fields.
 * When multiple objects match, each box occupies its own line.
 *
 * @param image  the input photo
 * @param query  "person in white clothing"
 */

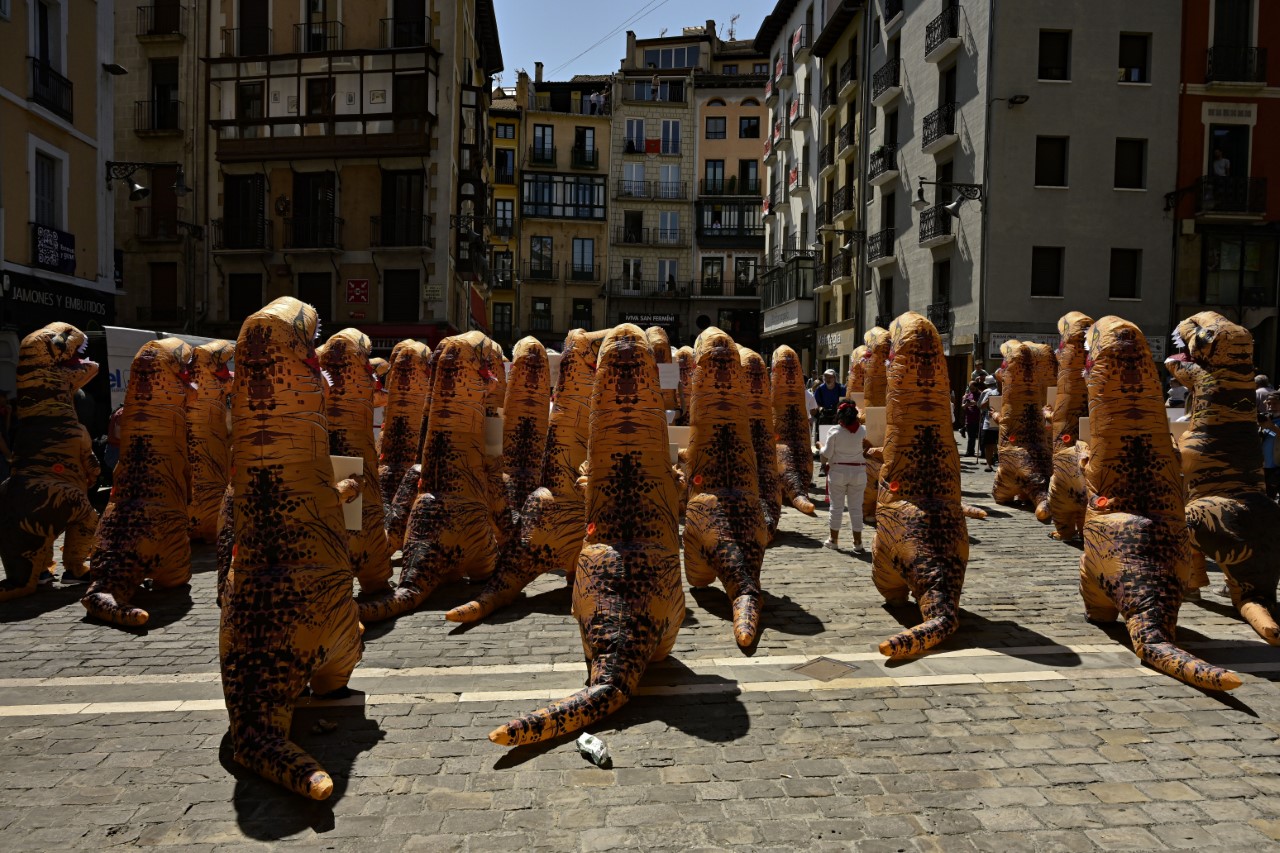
xmin=820 ymin=402 xmax=870 ymax=553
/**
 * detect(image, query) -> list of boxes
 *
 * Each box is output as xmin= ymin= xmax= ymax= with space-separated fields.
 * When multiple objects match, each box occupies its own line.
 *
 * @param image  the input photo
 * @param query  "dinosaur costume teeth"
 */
xmin=359 ymin=333 xmax=503 ymax=624
xmin=489 ymin=324 xmax=684 ymax=746
xmin=860 ymin=327 xmax=892 ymax=522
xmin=318 ymin=329 xmax=394 ymax=597
xmin=448 ymin=329 xmax=609 ymax=624
xmin=187 ymin=340 xmax=235 ymax=544
xmin=0 ymin=323 xmax=101 ymax=600
xmin=992 ymin=341 xmax=1056 ymax=520
xmin=218 ymin=297 xmax=364 ymax=800
xmin=84 ymin=338 xmax=196 ymax=627
xmin=1047 ymin=313 xmax=1094 ymax=542
xmin=770 ymin=345 xmax=816 ymax=516
xmin=1165 ymin=311 xmax=1280 ymax=645
xmin=741 ymin=347 xmax=782 ymax=540
xmin=1079 ymin=316 xmax=1241 ymax=690
xmin=872 ymin=312 xmax=968 ymax=659
xmin=684 ymin=328 xmax=770 ymax=647
xmin=380 ymin=341 xmax=434 ymax=552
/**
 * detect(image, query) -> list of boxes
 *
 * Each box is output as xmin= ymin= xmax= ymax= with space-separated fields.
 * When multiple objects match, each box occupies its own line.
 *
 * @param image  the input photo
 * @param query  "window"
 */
xmin=495 ymin=123 xmax=515 ymax=139
xmin=753 ymin=62 xmax=768 ymax=74
xmin=1 ymin=0 xmax=10 ymax=21
xmin=383 ymin=269 xmax=420 ymax=321
xmin=306 ymin=77 xmax=334 ymax=119
xmin=735 ymin=258 xmax=758 ymax=291
xmin=493 ymin=250 xmax=513 ymax=287
xmin=520 ymin=174 xmax=607 ymax=219
xmin=1114 ymin=138 xmax=1147 ymax=189
xmin=621 ymin=258 xmax=643 ymax=291
xmin=704 ymin=159 xmax=725 ymax=192
xmin=1031 ymin=247 xmax=1064 ymax=297
xmin=872 ymin=16 xmax=881 ymax=46
xmin=572 ymin=237 xmax=595 ymax=279
xmin=532 ymin=124 xmax=554 ymax=160
xmin=149 ymin=263 xmax=179 ymax=322
xmin=657 ymin=259 xmax=680 ymax=291
xmin=1203 ymin=234 xmax=1278 ymax=306
xmin=531 ymin=298 xmax=552 ymax=331
xmin=1035 ymin=136 xmax=1069 ymax=186
xmin=706 ymin=116 xmax=726 ymax=140
xmin=492 ymin=302 xmax=513 ymax=337
xmin=529 ymin=236 xmax=553 ymax=276
xmin=1109 ymin=249 xmax=1141 ymax=299
xmin=739 ymin=159 xmax=759 ymax=192
xmin=702 ymin=257 xmax=724 ymax=291
xmin=625 ymin=118 xmax=645 ymax=152
xmin=236 ymin=80 xmax=265 ymax=129
xmin=297 ymin=273 xmax=332 ymax=329
xmin=661 ymin=120 xmax=681 ymax=154
xmin=707 ymin=98 xmax=727 ymax=107
xmin=644 ymin=45 xmax=697 ymax=69
xmin=1038 ymin=30 xmax=1071 ymax=80
xmin=885 ymin=109 xmax=898 ymax=145
xmin=877 ymin=277 xmax=893 ymax=317
xmin=33 ymin=151 xmax=62 ymax=228
xmin=722 ymin=65 xmax=738 ymax=75
xmin=493 ymin=199 xmax=514 ymax=234
xmin=571 ymin=299 xmax=593 ymax=329
xmin=738 ymin=116 xmax=760 ymax=139
xmin=841 ymin=290 xmax=852 ymax=321
xmin=933 ymin=259 xmax=951 ymax=303
xmin=292 ymin=171 xmax=337 ymax=247
xmin=223 ymin=174 xmax=266 ymax=248
xmin=494 ymin=148 xmax=515 ymax=183
xmin=228 ymin=273 xmax=264 ymax=325
xmin=1118 ymin=33 xmax=1150 ymax=83
xmin=659 ymin=211 xmax=680 ymax=244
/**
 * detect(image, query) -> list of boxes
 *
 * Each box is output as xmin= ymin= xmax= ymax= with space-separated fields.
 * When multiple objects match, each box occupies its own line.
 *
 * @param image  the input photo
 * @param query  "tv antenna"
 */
xmin=728 ymin=14 xmax=739 ymax=40
xmin=659 ymin=27 xmax=667 ymax=37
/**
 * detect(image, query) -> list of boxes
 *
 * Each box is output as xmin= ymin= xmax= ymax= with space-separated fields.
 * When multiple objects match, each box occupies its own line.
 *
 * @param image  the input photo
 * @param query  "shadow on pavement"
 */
xmin=879 ymin=605 xmax=1084 ymax=668
xmin=220 ymin=705 xmax=386 ymax=840
xmin=446 ymin=582 xmax=573 ymax=637
xmin=79 ymin=583 xmax=194 ymax=634
xmin=0 ymin=585 xmax=83 ymax=623
xmin=689 ymin=586 xmax=825 ymax=643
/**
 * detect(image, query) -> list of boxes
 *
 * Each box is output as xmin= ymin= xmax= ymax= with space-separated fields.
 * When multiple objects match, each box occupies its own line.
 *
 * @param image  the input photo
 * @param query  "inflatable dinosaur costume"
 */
xmin=1079 ymin=316 xmax=1241 ymax=690
xmin=846 ymin=344 xmax=867 ymax=397
xmin=0 ymin=323 xmax=101 ymax=600
xmin=770 ymin=345 xmax=816 ymax=516
xmin=741 ymin=347 xmax=782 ymax=539
xmin=447 ymin=329 xmax=608 ymax=624
xmin=188 ymin=340 xmax=234 ymax=543
xmin=362 ymin=333 xmax=502 ymax=623
xmin=1047 ymin=312 xmax=1093 ymax=541
xmin=84 ymin=338 xmax=196 ymax=627
xmin=499 ymin=337 xmax=550 ymax=530
xmin=490 ymin=324 xmax=684 ymax=745
xmin=861 ymin=327 xmax=891 ymax=521
xmin=684 ymin=328 xmax=770 ymax=647
xmin=673 ymin=345 xmax=695 ymax=425
xmin=219 ymin=297 xmax=364 ymax=799
xmin=1166 ymin=311 xmax=1280 ymax=644
xmin=992 ymin=341 xmax=1055 ymax=519
xmin=380 ymin=340 xmax=433 ymax=551
xmin=646 ymin=326 xmax=678 ymax=413
xmin=318 ymin=329 xmax=394 ymax=596
xmin=872 ymin=313 xmax=969 ymax=658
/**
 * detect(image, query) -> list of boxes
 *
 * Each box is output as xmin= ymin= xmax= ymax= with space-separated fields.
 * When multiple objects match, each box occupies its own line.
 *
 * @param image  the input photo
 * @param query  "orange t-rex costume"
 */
xmin=379 ymin=340 xmax=433 ymax=551
xmin=673 ymin=345 xmax=695 ymax=425
xmin=1079 ymin=316 xmax=1240 ymax=690
xmin=1047 ymin=312 xmax=1093 ymax=541
xmin=499 ymin=336 xmax=550 ymax=532
xmin=845 ymin=344 xmax=867 ymax=397
xmin=1166 ymin=311 xmax=1280 ymax=644
xmin=489 ymin=324 xmax=684 ymax=745
xmin=741 ymin=347 xmax=781 ymax=540
xmin=0 ymin=323 xmax=100 ymax=600
xmin=684 ymin=328 xmax=770 ymax=647
xmin=872 ymin=312 xmax=968 ymax=658
xmin=770 ymin=345 xmax=816 ymax=516
xmin=218 ymin=297 xmax=364 ymax=800
xmin=318 ymin=329 xmax=394 ymax=596
xmin=361 ymin=333 xmax=502 ymax=623
xmin=84 ymin=338 xmax=196 ymax=627
xmin=447 ymin=329 xmax=608 ymax=623
xmin=861 ymin=327 xmax=891 ymax=521
xmin=646 ymin=326 xmax=678 ymax=413
xmin=992 ymin=341 xmax=1055 ymax=519
xmin=188 ymin=340 xmax=235 ymax=543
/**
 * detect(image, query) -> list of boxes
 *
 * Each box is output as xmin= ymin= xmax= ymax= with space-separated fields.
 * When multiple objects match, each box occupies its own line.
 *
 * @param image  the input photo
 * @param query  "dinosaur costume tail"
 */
xmin=1239 ymin=602 xmax=1280 ymax=645
xmin=1034 ymin=498 xmax=1051 ymax=522
xmin=488 ymin=683 xmax=630 ymax=746
xmin=732 ymin=594 xmax=763 ymax=647
xmin=961 ymin=504 xmax=988 ymax=520
xmin=878 ymin=611 xmax=959 ymax=659
xmin=233 ymin=735 xmax=335 ymax=801
xmin=790 ymin=494 xmax=816 ymax=515
xmin=81 ymin=592 xmax=149 ymax=627
xmin=1136 ymin=641 xmax=1242 ymax=691
xmin=356 ymin=585 xmax=430 ymax=624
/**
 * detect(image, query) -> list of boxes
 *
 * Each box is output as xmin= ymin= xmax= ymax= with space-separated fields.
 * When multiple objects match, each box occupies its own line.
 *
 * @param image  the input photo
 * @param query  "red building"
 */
xmin=1171 ymin=0 xmax=1280 ymax=373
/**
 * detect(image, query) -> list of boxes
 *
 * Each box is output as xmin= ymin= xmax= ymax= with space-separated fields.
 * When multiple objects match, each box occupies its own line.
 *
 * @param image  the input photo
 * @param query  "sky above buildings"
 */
xmin=493 ymin=0 xmax=779 ymax=82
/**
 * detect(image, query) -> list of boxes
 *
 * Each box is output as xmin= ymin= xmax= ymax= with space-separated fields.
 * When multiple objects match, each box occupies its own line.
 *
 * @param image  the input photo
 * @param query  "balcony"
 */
xmin=927 ymin=301 xmax=953 ymax=334
xmin=867 ymin=227 xmax=896 ymax=268
xmin=529 ymin=145 xmax=557 ymax=167
xmin=821 ymin=82 xmax=838 ymax=119
xmin=568 ymin=263 xmax=601 ymax=283
xmin=490 ymin=221 xmax=514 ymax=240
xmin=616 ymin=180 xmax=653 ymax=200
xmin=919 ymin=205 xmax=955 ymax=248
xmin=697 ymin=222 xmax=765 ymax=246
xmin=1195 ymin=175 xmax=1268 ymax=219
xmin=621 ymin=80 xmax=686 ymax=103
xmin=211 ymin=217 xmax=272 ymax=252
xmin=792 ymin=25 xmax=811 ymax=64
xmin=136 ymin=4 xmax=185 ymax=39
xmin=491 ymin=271 xmax=514 ymax=290
xmin=134 ymin=206 xmax=184 ymax=242
xmin=925 ymin=5 xmax=962 ymax=63
xmin=380 ymin=17 xmax=431 ymax=48
xmin=571 ymin=147 xmax=599 ymax=169
xmin=700 ymin=177 xmax=761 ymax=196
xmin=772 ymin=119 xmax=791 ymax=152
xmin=220 ymin=27 xmax=272 ymax=57
xmin=609 ymin=279 xmax=688 ymax=298
xmin=788 ymin=166 xmax=807 ymax=195
xmin=1205 ymin=46 xmax=1268 ymax=85
xmin=613 ymin=227 xmax=686 ymax=247
xmin=868 ymin=143 xmax=899 ymax=187
xmin=871 ymin=60 xmax=902 ymax=107
xmin=922 ymin=103 xmax=958 ymax=154
xmin=369 ymin=214 xmax=433 ymax=249
xmin=775 ymin=55 xmax=793 ymax=88
xmin=884 ymin=0 xmax=904 ymax=26
xmin=816 ymin=202 xmax=830 ymax=229
xmin=134 ymin=99 xmax=184 ymax=135
xmin=788 ymin=96 xmax=811 ymax=132
xmin=522 ymin=261 xmax=559 ymax=281
xmin=832 ymin=185 xmax=854 ymax=222
xmin=818 ymin=142 xmax=836 ymax=179
xmin=529 ymin=312 xmax=553 ymax=333
xmin=28 ymin=58 xmax=72 ymax=121
xmin=654 ymin=181 xmax=688 ymax=200
xmin=832 ymin=251 xmax=853 ymax=284
xmin=764 ymin=77 xmax=776 ymax=105
xmin=839 ymin=56 xmax=858 ymax=99
xmin=837 ymin=120 xmax=856 ymax=161
xmin=494 ymin=169 xmax=514 ymax=185
xmin=284 ymin=215 xmax=343 ymax=250
xmin=763 ymin=135 xmax=776 ymax=163
xmin=295 ymin=21 xmax=344 ymax=53
xmin=762 ymin=188 xmax=777 ymax=219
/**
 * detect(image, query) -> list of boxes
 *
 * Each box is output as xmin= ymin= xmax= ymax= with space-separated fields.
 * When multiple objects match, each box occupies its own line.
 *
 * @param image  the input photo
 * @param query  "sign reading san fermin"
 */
xmin=622 ymin=313 xmax=677 ymax=325
xmin=31 ymin=224 xmax=76 ymax=275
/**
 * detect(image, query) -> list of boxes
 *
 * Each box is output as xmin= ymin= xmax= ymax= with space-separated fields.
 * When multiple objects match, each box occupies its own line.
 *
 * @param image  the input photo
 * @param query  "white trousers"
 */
xmin=827 ymin=465 xmax=867 ymax=533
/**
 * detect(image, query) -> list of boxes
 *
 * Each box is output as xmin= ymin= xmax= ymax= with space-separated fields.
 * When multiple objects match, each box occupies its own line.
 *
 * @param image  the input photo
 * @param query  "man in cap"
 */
xmin=1257 ymin=375 xmax=1274 ymax=419
xmin=813 ymin=368 xmax=847 ymax=446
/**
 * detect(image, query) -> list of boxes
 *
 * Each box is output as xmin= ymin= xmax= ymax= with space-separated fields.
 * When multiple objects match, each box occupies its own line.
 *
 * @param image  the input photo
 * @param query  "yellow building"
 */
xmin=487 ymin=90 xmax=519 ymax=350
xmin=0 ymin=0 xmax=118 ymax=398
xmin=513 ymin=65 xmax=610 ymax=348
xmin=201 ymin=0 xmax=501 ymax=354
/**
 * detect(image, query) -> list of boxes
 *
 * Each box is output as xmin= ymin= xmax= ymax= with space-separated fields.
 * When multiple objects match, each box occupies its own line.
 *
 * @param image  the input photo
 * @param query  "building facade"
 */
xmin=488 ymin=90 xmax=519 ymax=350
xmin=202 ymin=0 xmax=500 ymax=354
xmin=514 ymin=66 xmax=610 ymax=350
xmin=1170 ymin=0 xmax=1280 ymax=376
xmin=1 ymin=0 xmax=118 ymax=395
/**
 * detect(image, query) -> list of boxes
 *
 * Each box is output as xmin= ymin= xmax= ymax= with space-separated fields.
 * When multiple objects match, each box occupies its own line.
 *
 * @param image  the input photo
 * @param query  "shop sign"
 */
xmin=9 ymin=280 xmax=109 ymax=317
xmin=622 ymin=313 xmax=677 ymax=325
xmin=31 ymin=224 xmax=76 ymax=275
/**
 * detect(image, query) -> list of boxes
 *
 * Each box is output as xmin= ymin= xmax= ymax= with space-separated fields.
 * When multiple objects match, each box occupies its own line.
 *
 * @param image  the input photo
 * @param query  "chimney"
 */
xmin=626 ymin=31 xmax=637 ymax=68
xmin=535 ymin=62 xmax=543 ymax=83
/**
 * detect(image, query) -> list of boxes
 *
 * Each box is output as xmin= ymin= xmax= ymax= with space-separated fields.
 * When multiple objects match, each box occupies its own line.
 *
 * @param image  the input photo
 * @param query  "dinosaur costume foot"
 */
xmin=1240 ymin=602 xmax=1280 ymax=646
xmin=489 ymin=683 xmax=627 ymax=746
xmin=356 ymin=585 xmax=430 ymax=624
xmin=81 ymin=591 xmax=149 ymax=627
xmin=0 ymin=577 xmax=39 ymax=603
xmin=233 ymin=736 xmax=336 ymax=801
xmin=1137 ymin=641 xmax=1242 ymax=691
xmin=731 ymin=594 xmax=762 ymax=647
xmin=878 ymin=609 xmax=959 ymax=659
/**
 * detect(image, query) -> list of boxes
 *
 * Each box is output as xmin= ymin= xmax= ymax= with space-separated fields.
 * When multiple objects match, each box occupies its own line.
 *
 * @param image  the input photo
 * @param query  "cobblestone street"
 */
xmin=1 ymin=451 xmax=1279 ymax=852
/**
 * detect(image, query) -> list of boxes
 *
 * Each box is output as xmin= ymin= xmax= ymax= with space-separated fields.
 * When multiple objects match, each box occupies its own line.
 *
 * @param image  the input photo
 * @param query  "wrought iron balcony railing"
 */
xmin=923 ymin=102 xmax=957 ymax=148
xmin=872 ymin=60 xmax=901 ymax=101
xmin=1205 ymin=46 xmax=1268 ymax=84
xmin=529 ymin=145 xmax=557 ymax=166
xmin=919 ymin=205 xmax=953 ymax=244
xmin=379 ymin=16 xmax=431 ymax=48
xmin=522 ymin=260 xmax=559 ymax=281
xmin=869 ymin=143 xmax=898 ymax=180
xmin=294 ymin=21 xmax=343 ymax=53
xmin=571 ymin=147 xmax=599 ymax=168
xmin=1195 ymin=175 xmax=1267 ymax=216
xmin=867 ymin=227 xmax=895 ymax=263
xmin=568 ymin=263 xmax=601 ymax=282
xmin=926 ymin=5 xmax=961 ymax=56
xmin=654 ymin=181 xmax=687 ymax=200
xmin=284 ymin=215 xmax=343 ymax=249
xmin=369 ymin=214 xmax=433 ymax=248
xmin=136 ymin=3 xmax=185 ymax=38
xmin=211 ymin=217 xmax=272 ymax=251
xmin=28 ymin=58 xmax=72 ymax=121
xmin=134 ymin=99 xmax=183 ymax=133
xmin=832 ymin=185 xmax=852 ymax=215
xmin=134 ymin=205 xmax=184 ymax=241
xmin=221 ymin=27 xmax=271 ymax=57
xmin=927 ymin=301 xmax=953 ymax=334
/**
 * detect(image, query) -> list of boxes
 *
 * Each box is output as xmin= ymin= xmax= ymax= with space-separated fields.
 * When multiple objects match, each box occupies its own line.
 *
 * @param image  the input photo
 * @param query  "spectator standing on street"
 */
xmin=1166 ymin=378 xmax=1188 ymax=409
xmin=819 ymin=402 xmax=870 ymax=553
xmin=961 ymin=380 xmax=983 ymax=457
xmin=813 ymin=368 xmax=846 ymax=445
xmin=978 ymin=375 xmax=1001 ymax=472
xmin=1257 ymin=375 xmax=1273 ymax=418
xmin=805 ymin=384 xmax=819 ymax=455
xmin=1260 ymin=391 xmax=1280 ymax=500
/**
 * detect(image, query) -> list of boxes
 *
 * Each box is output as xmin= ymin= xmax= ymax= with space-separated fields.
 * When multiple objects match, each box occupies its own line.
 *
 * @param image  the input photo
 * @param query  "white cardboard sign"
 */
xmin=330 ymin=455 xmax=363 ymax=531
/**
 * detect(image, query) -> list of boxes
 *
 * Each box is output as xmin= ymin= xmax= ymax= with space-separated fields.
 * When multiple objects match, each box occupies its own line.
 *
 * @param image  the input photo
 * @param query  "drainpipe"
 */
xmin=976 ymin=0 xmax=997 ymax=369
xmin=856 ymin=3 xmax=873 ymax=340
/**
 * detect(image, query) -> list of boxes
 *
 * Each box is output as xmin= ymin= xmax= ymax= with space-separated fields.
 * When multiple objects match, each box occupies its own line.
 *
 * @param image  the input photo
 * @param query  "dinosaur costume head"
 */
xmin=452 ymin=330 xmax=507 ymax=411
xmin=236 ymin=297 xmax=330 ymax=415
xmin=992 ymin=340 xmax=1053 ymax=520
xmin=1051 ymin=312 xmax=1094 ymax=442
xmin=127 ymin=337 xmax=198 ymax=409
xmin=1168 ymin=311 xmax=1254 ymax=382
xmin=317 ymin=329 xmax=378 ymax=413
xmin=16 ymin=323 xmax=99 ymax=411
xmin=847 ymin=344 xmax=868 ymax=393
xmin=192 ymin=340 xmax=235 ymax=388
xmin=862 ymin=327 xmax=891 ymax=406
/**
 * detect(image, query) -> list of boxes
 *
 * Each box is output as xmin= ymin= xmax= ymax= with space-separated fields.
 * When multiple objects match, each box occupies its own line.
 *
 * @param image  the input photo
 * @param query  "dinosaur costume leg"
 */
xmin=1186 ymin=495 xmax=1279 ymax=642
xmin=683 ymin=493 xmax=765 ymax=647
xmin=60 ymin=489 xmax=100 ymax=577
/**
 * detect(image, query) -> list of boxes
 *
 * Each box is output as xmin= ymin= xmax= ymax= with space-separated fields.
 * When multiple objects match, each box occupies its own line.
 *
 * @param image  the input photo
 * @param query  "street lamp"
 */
xmin=911 ymin=178 xmax=984 ymax=216
xmin=818 ymin=225 xmax=867 ymax=253
xmin=105 ymin=161 xmax=192 ymax=198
